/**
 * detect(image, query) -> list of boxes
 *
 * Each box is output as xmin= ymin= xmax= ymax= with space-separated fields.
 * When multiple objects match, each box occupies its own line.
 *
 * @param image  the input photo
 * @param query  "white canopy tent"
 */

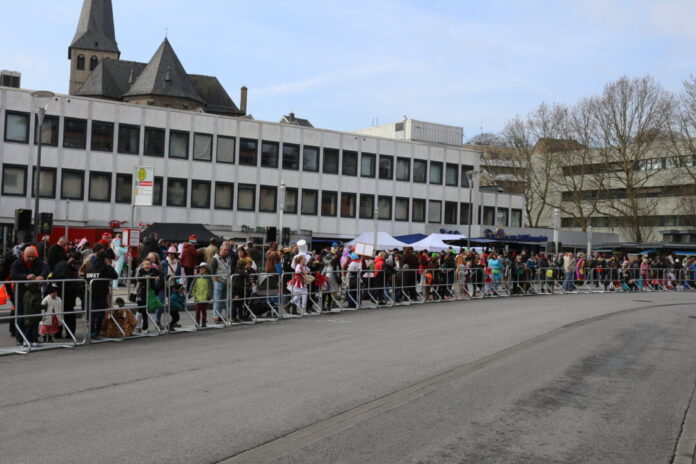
xmin=344 ymin=231 xmax=409 ymax=251
xmin=408 ymin=233 xmax=468 ymax=252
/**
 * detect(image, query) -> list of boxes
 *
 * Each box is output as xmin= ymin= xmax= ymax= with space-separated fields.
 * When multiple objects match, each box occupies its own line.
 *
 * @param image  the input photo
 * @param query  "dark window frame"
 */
xmin=2 ymin=163 xmax=28 ymax=196
xmin=192 ymin=132 xmax=213 ymax=162
xmin=323 ymin=148 xmax=339 ymax=174
xmin=395 ymin=197 xmax=409 ymax=222
xmin=34 ymin=114 xmax=59 ymax=147
xmin=261 ymin=140 xmax=279 ymax=168
xmin=166 ymin=177 xmax=188 ymax=208
xmin=216 ymin=135 xmax=235 ymax=164
xmin=63 ymin=117 xmax=88 ymax=149
xmin=191 ymin=179 xmax=211 ymax=209
xmin=259 ymin=185 xmax=278 ymax=212
xmin=60 ymin=169 xmax=85 ymax=201
xmin=340 ymin=192 xmax=356 ymax=218
xmin=144 ymin=126 xmax=165 ymax=157
xmin=511 ymin=208 xmax=523 ymax=227
xmin=303 ymin=145 xmax=320 ymax=172
xmin=284 ymin=187 xmax=298 ymax=214
xmin=412 ymin=198 xmax=426 ymax=222
xmin=321 ymin=190 xmax=338 ymax=217
xmin=444 ymin=201 xmax=458 ymax=225
xmin=378 ymin=195 xmax=392 ymax=220
xmin=76 ymin=54 xmax=85 ymax=70
xmin=117 ymin=123 xmax=140 ymax=155
xmin=301 ymin=188 xmax=319 ymax=215
xmin=282 ymin=143 xmax=301 ymax=170
xmin=214 ymin=181 xmax=235 ymax=210
xmin=412 ymin=159 xmax=427 ymax=183
xmin=428 ymin=199 xmax=442 ymax=223
xmin=115 ymin=173 xmax=132 ymax=204
xmin=238 ymin=138 xmax=258 ymax=166
xmin=90 ymin=120 xmax=114 ymax=152
xmin=361 ymin=152 xmax=376 ymax=178
xmin=88 ymin=171 xmax=112 ymax=203
xmin=359 ymin=194 xmax=375 ymax=219
xmin=4 ymin=111 xmax=30 ymax=144
xmin=89 ymin=55 xmax=98 ymax=71
xmin=378 ymin=155 xmax=394 ymax=180
xmin=342 ymin=150 xmax=358 ymax=176
xmin=461 ymin=165 xmax=474 ymax=188
xmin=153 ymin=176 xmax=163 ymax=206
xmin=168 ymin=130 xmax=190 ymax=159
xmin=31 ymin=166 xmax=57 ymax=199
xmin=459 ymin=202 xmax=471 ymax=225
xmin=237 ymin=183 xmax=256 ymax=211
xmin=445 ymin=163 xmax=459 ymax=186
xmin=396 ymin=157 xmax=411 ymax=182
xmin=429 ymin=161 xmax=443 ymax=185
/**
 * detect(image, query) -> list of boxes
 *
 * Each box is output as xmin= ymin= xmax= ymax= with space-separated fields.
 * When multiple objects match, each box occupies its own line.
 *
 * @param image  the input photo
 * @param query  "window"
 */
xmin=413 ymin=159 xmax=427 ymax=182
xmin=321 ymin=191 xmax=337 ymax=216
xmin=237 ymin=184 xmax=256 ymax=211
xmin=412 ymin=199 xmax=426 ymax=222
xmin=5 ymin=111 xmax=29 ymax=143
xmin=303 ymin=146 xmax=320 ymax=172
xmin=61 ymin=170 xmax=84 ymax=200
xmin=261 ymin=141 xmax=279 ymax=168
xmin=445 ymin=163 xmax=458 ymax=186
xmin=301 ymin=189 xmax=318 ymax=215
xmin=428 ymin=200 xmax=442 ymax=223
xmin=342 ymin=150 xmax=358 ymax=176
xmin=153 ymin=176 xmax=163 ymax=206
xmin=193 ymin=133 xmax=212 ymax=161
xmin=511 ymin=209 xmax=523 ymax=227
xmin=284 ymin=187 xmax=298 ymax=214
xmin=395 ymin=197 xmax=409 ymax=221
xmin=118 ymin=124 xmax=140 ymax=154
xmin=359 ymin=194 xmax=374 ymax=219
xmin=496 ymin=208 xmax=509 ymax=227
xmin=191 ymin=180 xmax=211 ymax=208
xmin=31 ymin=167 xmax=57 ymax=198
xmin=323 ymin=148 xmax=339 ymax=174
xmin=444 ymin=201 xmax=457 ymax=224
xmin=144 ymin=127 xmax=165 ymax=157
xmin=340 ymin=192 xmax=356 ymax=217
xmin=167 ymin=178 xmax=187 ymax=207
xmin=91 ymin=121 xmax=113 ymax=152
xmin=89 ymin=172 xmax=111 ymax=202
xmin=34 ymin=115 xmax=59 ymax=146
xmin=239 ymin=138 xmax=257 ymax=165
xmin=396 ymin=157 xmax=410 ymax=181
xmin=361 ymin=152 xmax=376 ymax=177
xmin=63 ymin=118 xmax=87 ymax=149
xmin=217 ymin=135 xmax=235 ymax=163
xmin=429 ymin=161 xmax=443 ymax=184
xmin=461 ymin=165 xmax=474 ymax=187
xmin=115 ymin=173 xmax=132 ymax=203
xmin=459 ymin=203 xmax=471 ymax=225
xmin=378 ymin=196 xmax=392 ymax=220
xmin=214 ymin=182 xmax=234 ymax=210
xmin=76 ymin=54 xmax=85 ymax=70
xmin=378 ymin=155 xmax=393 ymax=179
xmin=483 ymin=206 xmax=495 ymax=225
xmin=169 ymin=130 xmax=189 ymax=159
xmin=259 ymin=185 xmax=277 ymax=212
xmin=283 ymin=143 xmax=300 ymax=170
xmin=90 ymin=56 xmax=98 ymax=71
xmin=2 ymin=165 xmax=27 ymax=196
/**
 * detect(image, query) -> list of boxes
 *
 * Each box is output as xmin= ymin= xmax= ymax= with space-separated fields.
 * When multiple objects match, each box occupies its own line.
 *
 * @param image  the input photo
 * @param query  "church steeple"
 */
xmin=68 ymin=0 xmax=120 ymax=95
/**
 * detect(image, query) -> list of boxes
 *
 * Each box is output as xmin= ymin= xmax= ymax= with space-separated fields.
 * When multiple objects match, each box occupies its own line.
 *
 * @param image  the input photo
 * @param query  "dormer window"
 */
xmin=76 ymin=54 xmax=85 ymax=70
xmin=89 ymin=56 xmax=98 ymax=71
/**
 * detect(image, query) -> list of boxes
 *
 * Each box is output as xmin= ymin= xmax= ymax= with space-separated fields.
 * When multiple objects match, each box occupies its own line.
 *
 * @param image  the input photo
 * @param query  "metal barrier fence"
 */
xmin=1 ymin=265 xmax=694 ymax=355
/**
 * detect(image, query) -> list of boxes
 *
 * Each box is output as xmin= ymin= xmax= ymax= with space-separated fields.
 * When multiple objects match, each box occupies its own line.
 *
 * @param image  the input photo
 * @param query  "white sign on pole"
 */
xmin=133 ymin=166 xmax=154 ymax=206
xmin=122 ymin=228 xmax=141 ymax=247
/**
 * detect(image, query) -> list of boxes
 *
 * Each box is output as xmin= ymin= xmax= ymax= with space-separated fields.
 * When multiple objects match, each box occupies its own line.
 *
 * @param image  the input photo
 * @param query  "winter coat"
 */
xmin=84 ymin=256 xmax=118 ymax=303
xmin=40 ymin=295 xmax=63 ymax=326
xmin=191 ymin=275 xmax=211 ymax=302
xmin=22 ymin=284 xmax=43 ymax=325
xmin=169 ymin=292 xmax=186 ymax=312
xmin=180 ymin=243 xmax=200 ymax=268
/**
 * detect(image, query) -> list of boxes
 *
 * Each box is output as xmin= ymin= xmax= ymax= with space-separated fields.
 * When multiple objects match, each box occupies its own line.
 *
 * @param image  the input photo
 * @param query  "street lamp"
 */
xmin=31 ymin=90 xmax=55 ymax=243
xmin=466 ymin=170 xmax=479 ymax=250
xmin=278 ymin=179 xmax=285 ymax=247
xmin=553 ymin=208 xmax=560 ymax=254
xmin=373 ymin=206 xmax=379 ymax=256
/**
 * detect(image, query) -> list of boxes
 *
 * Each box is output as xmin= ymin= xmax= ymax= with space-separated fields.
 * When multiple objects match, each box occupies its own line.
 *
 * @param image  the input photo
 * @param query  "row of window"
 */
xmin=561 ymin=155 xmax=696 ymax=176
xmin=2 ymin=164 xmax=516 ymax=224
xmin=561 ymin=215 xmax=696 ymax=228
xmin=3 ymin=111 xmax=475 ymax=185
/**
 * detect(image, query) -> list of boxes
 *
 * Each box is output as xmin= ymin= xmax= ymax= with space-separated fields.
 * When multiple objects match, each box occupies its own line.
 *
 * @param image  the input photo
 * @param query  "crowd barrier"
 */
xmin=1 ymin=265 xmax=694 ymax=355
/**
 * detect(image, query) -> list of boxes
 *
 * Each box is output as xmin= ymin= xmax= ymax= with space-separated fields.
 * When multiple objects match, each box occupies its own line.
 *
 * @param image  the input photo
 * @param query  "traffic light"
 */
xmin=39 ymin=212 xmax=53 ymax=234
xmin=281 ymin=227 xmax=290 ymax=245
xmin=266 ymin=226 xmax=277 ymax=243
xmin=15 ymin=209 xmax=32 ymax=231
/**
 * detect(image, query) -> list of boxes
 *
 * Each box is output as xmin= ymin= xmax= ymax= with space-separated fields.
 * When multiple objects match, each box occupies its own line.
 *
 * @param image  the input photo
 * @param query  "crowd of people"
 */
xmin=2 ymin=232 xmax=695 ymax=348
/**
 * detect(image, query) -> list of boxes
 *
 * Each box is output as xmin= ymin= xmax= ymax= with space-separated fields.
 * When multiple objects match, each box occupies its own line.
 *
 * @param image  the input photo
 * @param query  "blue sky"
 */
xmin=2 ymin=0 xmax=695 ymax=138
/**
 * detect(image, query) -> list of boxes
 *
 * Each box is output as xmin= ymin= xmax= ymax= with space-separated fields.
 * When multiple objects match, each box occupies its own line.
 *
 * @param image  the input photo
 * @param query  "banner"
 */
xmin=133 ymin=166 xmax=154 ymax=206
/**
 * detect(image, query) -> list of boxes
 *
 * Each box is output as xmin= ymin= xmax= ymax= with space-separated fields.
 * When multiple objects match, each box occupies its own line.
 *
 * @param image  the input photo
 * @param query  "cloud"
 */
xmin=651 ymin=0 xmax=696 ymax=39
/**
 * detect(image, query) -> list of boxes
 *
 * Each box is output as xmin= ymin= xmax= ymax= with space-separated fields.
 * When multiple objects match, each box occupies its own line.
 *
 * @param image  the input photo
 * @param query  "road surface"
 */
xmin=1 ymin=292 xmax=695 ymax=464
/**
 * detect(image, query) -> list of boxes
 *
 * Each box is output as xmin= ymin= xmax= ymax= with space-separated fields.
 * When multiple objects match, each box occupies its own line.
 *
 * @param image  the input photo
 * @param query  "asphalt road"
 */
xmin=1 ymin=292 xmax=695 ymax=464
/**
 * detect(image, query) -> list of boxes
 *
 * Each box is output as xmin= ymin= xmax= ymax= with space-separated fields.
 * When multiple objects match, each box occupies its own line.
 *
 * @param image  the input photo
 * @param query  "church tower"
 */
xmin=68 ymin=0 xmax=120 ymax=95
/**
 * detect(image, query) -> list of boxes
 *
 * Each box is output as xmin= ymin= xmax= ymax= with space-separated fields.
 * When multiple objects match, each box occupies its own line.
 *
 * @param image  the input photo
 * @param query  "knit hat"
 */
xmin=189 ymin=234 xmax=197 ymax=243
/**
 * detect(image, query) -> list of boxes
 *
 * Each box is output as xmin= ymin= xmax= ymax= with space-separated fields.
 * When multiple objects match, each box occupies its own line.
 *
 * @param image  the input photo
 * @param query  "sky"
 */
xmin=2 ymin=0 xmax=696 ymax=139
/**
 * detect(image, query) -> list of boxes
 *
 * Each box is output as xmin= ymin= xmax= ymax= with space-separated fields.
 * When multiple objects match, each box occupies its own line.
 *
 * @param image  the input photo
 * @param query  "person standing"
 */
xmin=287 ymin=254 xmax=310 ymax=314
xmin=47 ymin=236 xmax=68 ymax=272
xmin=180 ymin=235 xmax=200 ymax=291
xmin=563 ymin=252 xmax=576 ymax=291
xmin=39 ymin=284 xmax=62 ymax=343
xmin=10 ymin=246 xmax=49 ymax=345
xmin=83 ymin=249 xmax=118 ymax=338
xmin=203 ymin=238 xmax=219 ymax=265
xmin=210 ymin=244 xmax=232 ymax=324
xmin=133 ymin=257 xmax=163 ymax=334
xmin=192 ymin=263 xmax=212 ymax=327
xmin=51 ymin=252 xmax=83 ymax=338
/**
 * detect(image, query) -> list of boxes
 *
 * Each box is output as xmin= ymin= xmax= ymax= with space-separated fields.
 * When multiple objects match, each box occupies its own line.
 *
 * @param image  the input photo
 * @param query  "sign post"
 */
xmin=130 ymin=166 xmax=154 ymax=229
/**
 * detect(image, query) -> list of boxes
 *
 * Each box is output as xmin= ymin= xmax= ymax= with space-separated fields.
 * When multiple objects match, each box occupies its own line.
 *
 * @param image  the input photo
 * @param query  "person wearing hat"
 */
xmin=168 ymin=283 xmax=186 ymax=332
xmin=191 ymin=262 xmax=212 ymax=327
xmin=210 ymin=244 xmax=232 ymax=324
xmin=158 ymin=246 xmax=184 ymax=329
xmin=346 ymin=253 xmax=363 ymax=308
xmin=39 ymin=284 xmax=63 ymax=343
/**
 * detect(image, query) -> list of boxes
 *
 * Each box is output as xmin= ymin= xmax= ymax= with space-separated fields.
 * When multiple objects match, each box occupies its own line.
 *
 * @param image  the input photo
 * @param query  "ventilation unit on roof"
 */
xmin=0 ymin=70 xmax=21 ymax=88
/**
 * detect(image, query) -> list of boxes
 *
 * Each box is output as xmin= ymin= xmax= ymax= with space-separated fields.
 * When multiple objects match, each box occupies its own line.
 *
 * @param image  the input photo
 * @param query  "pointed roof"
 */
xmin=75 ymin=58 xmax=146 ymax=99
xmin=188 ymin=75 xmax=243 ymax=116
xmin=124 ymin=38 xmax=204 ymax=104
xmin=69 ymin=0 xmax=120 ymax=58
xmin=280 ymin=112 xmax=313 ymax=127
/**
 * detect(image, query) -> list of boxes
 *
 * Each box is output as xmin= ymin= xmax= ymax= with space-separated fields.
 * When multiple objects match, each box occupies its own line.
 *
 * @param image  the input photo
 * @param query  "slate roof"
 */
xmin=280 ymin=113 xmax=313 ymax=127
xmin=75 ymin=58 xmax=146 ymax=99
xmin=124 ymin=38 xmax=204 ymax=104
xmin=69 ymin=0 xmax=120 ymax=57
xmin=189 ymin=75 xmax=243 ymax=115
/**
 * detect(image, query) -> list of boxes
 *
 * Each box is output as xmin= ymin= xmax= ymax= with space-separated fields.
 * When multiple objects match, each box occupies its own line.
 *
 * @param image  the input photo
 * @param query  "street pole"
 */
xmin=65 ymin=200 xmax=70 ymax=239
xmin=587 ymin=225 xmax=593 ymax=257
xmin=553 ymin=208 xmax=560 ymax=254
xmin=373 ymin=206 xmax=379 ymax=256
xmin=466 ymin=170 xmax=479 ymax=251
xmin=278 ymin=179 xmax=285 ymax=247
xmin=33 ymin=108 xmax=44 ymax=243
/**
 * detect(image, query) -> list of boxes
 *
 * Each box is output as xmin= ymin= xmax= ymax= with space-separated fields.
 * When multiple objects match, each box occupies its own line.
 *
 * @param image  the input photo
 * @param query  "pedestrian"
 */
xmin=168 ymin=283 xmax=186 ymax=332
xmin=51 ymin=251 xmax=83 ymax=338
xmin=10 ymin=246 xmax=49 ymax=345
xmin=22 ymin=281 xmax=44 ymax=347
xmin=192 ymin=262 xmax=212 ymax=327
xmin=287 ymin=254 xmax=310 ymax=314
xmin=47 ymin=236 xmax=68 ymax=272
xmin=210 ymin=243 xmax=232 ymax=324
xmin=83 ymin=248 xmax=118 ymax=338
xmin=39 ymin=284 xmax=62 ymax=343
xmin=180 ymin=235 xmax=200 ymax=291
xmin=133 ymin=257 xmax=163 ymax=334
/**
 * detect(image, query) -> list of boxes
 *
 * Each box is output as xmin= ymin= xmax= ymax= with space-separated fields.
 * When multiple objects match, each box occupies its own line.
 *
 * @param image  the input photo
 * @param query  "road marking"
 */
xmin=217 ymin=302 xmax=691 ymax=464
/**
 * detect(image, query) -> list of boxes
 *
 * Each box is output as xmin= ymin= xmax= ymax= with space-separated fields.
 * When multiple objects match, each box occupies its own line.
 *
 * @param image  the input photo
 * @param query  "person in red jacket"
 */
xmin=372 ymin=252 xmax=387 ymax=304
xmin=180 ymin=235 xmax=200 ymax=291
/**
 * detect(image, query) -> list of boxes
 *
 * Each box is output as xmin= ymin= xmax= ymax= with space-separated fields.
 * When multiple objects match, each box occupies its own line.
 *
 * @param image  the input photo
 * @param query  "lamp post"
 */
xmin=31 ymin=91 xmax=55 ymax=243
xmin=278 ymin=179 xmax=285 ymax=247
xmin=466 ymin=170 xmax=479 ymax=250
xmin=553 ymin=208 xmax=560 ymax=254
xmin=587 ymin=225 xmax=593 ymax=257
xmin=373 ymin=206 xmax=379 ymax=256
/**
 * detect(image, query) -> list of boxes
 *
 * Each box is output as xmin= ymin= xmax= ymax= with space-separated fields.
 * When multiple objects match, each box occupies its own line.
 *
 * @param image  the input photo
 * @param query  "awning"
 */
xmin=394 ymin=233 xmax=428 ymax=244
xmin=141 ymin=223 xmax=221 ymax=243
xmin=344 ymin=231 xmax=408 ymax=250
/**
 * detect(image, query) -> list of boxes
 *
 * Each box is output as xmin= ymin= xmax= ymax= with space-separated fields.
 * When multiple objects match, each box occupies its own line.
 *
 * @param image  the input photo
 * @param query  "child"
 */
xmin=40 ymin=284 xmax=63 ymax=343
xmin=423 ymin=270 xmax=434 ymax=302
xmin=22 ymin=282 xmax=44 ymax=348
xmin=168 ymin=283 xmax=186 ymax=332
xmin=191 ymin=262 xmax=211 ymax=327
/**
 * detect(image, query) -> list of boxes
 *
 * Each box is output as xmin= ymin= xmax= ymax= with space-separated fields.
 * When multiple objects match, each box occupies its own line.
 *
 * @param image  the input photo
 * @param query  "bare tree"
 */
xmin=466 ymin=132 xmax=506 ymax=146
xmin=587 ymin=76 xmax=673 ymax=242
